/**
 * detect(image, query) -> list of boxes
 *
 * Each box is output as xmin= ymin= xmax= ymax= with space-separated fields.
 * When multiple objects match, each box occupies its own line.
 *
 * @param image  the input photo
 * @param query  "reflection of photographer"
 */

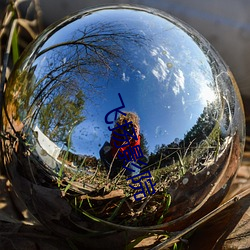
xmin=100 ymin=112 xmax=145 ymax=179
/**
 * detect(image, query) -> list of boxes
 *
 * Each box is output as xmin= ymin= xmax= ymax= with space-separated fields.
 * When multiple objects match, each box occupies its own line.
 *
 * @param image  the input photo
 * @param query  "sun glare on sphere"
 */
xmin=199 ymin=84 xmax=217 ymax=105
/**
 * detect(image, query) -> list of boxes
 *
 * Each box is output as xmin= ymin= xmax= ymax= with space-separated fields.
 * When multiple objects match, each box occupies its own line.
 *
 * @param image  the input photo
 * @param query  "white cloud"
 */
xmin=152 ymin=57 xmax=169 ymax=82
xmin=137 ymin=70 xmax=146 ymax=80
xmin=172 ymin=69 xmax=185 ymax=95
xmin=150 ymin=49 xmax=158 ymax=56
xmin=122 ymin=72 xmax=130 ymax=82
xmin=182 ymin=96 xmax=185 ymax=105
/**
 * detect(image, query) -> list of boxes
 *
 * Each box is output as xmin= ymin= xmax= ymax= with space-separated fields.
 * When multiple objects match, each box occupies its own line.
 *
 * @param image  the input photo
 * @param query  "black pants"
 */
xmin=99 ymin=141 xmax=141 ymax=179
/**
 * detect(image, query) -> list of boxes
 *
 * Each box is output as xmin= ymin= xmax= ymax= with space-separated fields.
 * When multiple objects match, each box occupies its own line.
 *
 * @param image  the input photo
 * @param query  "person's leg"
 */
xmin=125 ymin=161 xmax=141 ymax=177
xmin=99 ymin=142 xmax=124 ymax=178
xmin=99 ymin=141 xmax=112 ymax=173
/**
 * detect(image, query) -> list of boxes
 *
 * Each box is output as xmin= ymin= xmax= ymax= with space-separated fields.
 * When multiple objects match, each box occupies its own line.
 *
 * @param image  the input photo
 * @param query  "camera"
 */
xmin=125 ymin=123 xmax=134 ymax=135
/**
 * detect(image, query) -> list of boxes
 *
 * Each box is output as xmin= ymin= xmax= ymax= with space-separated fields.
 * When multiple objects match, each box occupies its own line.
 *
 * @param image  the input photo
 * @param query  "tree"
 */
xmin=38 ymin=89 xmax=85 ymax=143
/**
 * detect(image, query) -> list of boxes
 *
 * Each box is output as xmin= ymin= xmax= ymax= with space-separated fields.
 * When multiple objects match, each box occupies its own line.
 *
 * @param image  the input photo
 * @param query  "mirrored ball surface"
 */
xmin=2 ymin=5 xmax=245 ymax=239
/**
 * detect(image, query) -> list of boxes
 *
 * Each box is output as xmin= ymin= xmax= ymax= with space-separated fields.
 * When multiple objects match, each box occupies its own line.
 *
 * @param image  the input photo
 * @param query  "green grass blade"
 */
xmin=64 ymin=174 xmax=77 ymax=194
xmin=157 ymin=193 xmax=171 ymax=225
xmin=11 ymin=25 xmax=19 ymax=64
xmin=81 ymin=210 xmax=101 ymax=223
xmin=107 ymin=197 xmax=126 ymax=222
xmin=173 ymin=243 xmax=178 ymax=250
xmin=86 ymin=196 xmax=93 ymax=209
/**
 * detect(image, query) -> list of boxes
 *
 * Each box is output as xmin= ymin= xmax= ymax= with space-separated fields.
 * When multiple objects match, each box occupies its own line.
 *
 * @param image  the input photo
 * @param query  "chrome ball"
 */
xmin=2 ymin=5 xmax=245 ymax=248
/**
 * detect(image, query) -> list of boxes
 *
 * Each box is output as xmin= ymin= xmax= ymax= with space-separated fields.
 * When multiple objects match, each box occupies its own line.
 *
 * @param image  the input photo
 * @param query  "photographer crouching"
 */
xmin=100 ymin=112 xmax=148 ymax=179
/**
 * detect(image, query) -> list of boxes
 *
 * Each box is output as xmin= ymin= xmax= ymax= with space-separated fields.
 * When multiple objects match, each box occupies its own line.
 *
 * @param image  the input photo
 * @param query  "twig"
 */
xmin=0 ymin=19 xmax=18 ymax=127
xmin=33 ymin=0 xmax=43 ymax=32
xmin=152 ymin=188 xmax=250 ymax=250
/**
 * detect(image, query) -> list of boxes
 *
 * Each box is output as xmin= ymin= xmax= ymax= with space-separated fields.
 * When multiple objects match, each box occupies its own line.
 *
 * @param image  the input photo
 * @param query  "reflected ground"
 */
xmin=2 ymin=6 xmax=245 ymax=229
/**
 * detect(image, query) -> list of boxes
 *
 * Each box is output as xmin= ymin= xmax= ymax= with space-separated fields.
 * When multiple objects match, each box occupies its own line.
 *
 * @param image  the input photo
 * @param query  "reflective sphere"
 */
xmin=2 ymin=5 xmax=245 ymax=247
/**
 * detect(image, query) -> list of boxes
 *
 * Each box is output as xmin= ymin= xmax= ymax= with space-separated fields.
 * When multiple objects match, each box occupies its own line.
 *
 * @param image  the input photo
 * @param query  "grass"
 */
xmin=56 ymin=162 xmax=171 ymax=227
xmin=51 ymin=119 xmax=228 ymax=229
